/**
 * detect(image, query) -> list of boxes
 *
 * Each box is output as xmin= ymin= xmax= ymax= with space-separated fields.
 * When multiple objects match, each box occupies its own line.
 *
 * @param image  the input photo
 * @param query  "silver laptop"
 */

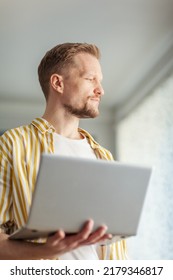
xmin=9 ymin=154 xmax=152 ymax=240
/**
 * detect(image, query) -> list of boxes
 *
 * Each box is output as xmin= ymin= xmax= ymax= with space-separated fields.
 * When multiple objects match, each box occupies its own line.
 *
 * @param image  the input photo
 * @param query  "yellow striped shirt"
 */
xmin=0 ymin=117 xmax=127 ymax=259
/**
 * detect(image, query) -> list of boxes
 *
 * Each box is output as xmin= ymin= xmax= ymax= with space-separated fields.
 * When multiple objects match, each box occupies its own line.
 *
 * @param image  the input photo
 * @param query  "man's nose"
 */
xmin=94 ymin=82 xmax=104 ymax=96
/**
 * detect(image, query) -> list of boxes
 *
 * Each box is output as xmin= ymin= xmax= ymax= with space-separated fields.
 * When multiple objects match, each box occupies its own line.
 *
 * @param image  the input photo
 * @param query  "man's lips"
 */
xmin=89 ymin=97 xmax=101 ymax=102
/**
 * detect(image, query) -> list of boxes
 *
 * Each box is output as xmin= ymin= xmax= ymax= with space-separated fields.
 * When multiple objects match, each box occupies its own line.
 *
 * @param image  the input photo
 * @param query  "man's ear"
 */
xmin=50 ymin=74 xmax=64 ymax=94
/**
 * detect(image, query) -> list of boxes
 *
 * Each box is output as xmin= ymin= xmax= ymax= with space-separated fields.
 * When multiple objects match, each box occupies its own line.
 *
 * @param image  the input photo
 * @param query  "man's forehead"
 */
xmin=73 ymin=52 xmax=99 ymax=64
xmin=72 ymin=53 xmax=102 ymax=76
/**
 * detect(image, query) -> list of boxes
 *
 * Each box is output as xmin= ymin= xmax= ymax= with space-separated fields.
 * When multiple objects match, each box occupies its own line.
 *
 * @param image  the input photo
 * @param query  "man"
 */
xmin=0 ymin=43 xmax=127 ymax=259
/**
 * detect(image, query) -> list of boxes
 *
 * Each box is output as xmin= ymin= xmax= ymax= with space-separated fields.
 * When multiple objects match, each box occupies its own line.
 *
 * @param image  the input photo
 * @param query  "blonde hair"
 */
xmin=38 ymin=43 xmax=100 ymax=100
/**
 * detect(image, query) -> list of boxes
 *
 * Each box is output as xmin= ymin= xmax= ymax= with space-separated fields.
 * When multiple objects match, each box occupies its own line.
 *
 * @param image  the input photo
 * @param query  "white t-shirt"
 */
xmin=53 ymin=132 xmax=96 ymax=159
xmin=53 ymin=132 xmax=99 ymax=260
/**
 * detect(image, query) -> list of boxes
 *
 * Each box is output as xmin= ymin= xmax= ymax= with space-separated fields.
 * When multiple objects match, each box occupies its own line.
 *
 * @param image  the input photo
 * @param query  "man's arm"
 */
xmin=0 ymin=220 xmax=112 ymax=259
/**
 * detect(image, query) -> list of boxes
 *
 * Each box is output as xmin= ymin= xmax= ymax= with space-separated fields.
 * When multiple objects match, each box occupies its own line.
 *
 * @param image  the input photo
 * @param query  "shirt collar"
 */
xmin=31 ymin=117 xmax=99 ymax=149
xmin=31 ymin=117 xmax=56 ymax=134
xmin=78 ymin=128 xmax=101 ymax=150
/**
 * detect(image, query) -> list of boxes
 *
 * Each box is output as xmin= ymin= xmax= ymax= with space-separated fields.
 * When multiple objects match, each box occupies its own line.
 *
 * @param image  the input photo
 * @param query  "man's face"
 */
xmin=61 ymin=53 xmax=104 ymax=118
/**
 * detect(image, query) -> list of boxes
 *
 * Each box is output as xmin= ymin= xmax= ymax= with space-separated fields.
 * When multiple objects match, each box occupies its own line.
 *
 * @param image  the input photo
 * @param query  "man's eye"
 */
xmin=85 ymin=78 xmax=93 ymax=81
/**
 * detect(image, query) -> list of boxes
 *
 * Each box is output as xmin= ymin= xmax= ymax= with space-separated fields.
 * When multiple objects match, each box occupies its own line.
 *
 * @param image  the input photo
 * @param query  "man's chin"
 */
xmin=64 ymin=103 xmax=100 ymax=118
xmin=80 ymin=110 xmax=100 ymax=119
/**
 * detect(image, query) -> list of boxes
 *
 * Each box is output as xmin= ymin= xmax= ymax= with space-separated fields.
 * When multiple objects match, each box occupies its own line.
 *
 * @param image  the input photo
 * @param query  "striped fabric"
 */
xmin=0 ymin=117 xmax=128 ymax=259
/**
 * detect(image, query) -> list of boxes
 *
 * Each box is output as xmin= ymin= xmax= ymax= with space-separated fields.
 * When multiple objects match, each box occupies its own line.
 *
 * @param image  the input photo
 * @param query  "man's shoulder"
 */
xmin=0 ymin=123 xmax=32 ymax=141
xmin=96 ymin=144 xmax=114 ymax=161
xmin=0 ymin=122 xmax=37 ymax=155
xmin=0 ymin=117 xmax=48 ymax=141
xmin=79 ymin=127 xmax=114 ymax=161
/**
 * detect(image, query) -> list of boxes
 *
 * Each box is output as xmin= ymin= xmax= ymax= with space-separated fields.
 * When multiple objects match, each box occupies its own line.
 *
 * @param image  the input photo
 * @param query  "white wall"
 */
xmin=0 ymin=100 xmax=45 ymax=130
xmin=114 ymin=72 xmax=173 ymax=259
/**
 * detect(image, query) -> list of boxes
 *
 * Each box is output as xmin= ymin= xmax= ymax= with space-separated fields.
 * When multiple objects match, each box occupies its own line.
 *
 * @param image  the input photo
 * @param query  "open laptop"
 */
xmin=9 ymin=154 xmax=152 ymax=240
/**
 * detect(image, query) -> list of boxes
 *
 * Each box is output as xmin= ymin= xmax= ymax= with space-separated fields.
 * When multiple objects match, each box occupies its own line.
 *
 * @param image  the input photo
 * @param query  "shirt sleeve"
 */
xmin=0 ymin=137 xmax=13 ymax=233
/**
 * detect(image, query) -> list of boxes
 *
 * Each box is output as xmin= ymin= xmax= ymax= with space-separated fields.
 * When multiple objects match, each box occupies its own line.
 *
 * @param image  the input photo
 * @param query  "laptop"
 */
xmin=9 ymin=154 xmax=152 ymax=240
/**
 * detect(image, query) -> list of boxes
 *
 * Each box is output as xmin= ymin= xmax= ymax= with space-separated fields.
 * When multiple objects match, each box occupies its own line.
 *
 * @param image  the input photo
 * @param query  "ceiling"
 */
xmin=1 ymin=0 xmax=173 ymax=116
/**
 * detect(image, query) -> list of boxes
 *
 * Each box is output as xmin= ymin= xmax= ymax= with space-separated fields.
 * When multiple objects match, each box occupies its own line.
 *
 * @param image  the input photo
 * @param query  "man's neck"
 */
xmin=42 ymin=107 xmax=82 ymax=140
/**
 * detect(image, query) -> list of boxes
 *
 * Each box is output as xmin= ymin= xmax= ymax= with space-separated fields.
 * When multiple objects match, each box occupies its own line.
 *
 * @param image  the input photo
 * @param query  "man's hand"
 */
xmin=0 ymin=219 xmax=112 ymax=259
xmin=41 ymin=219 xmax=112 ymax=259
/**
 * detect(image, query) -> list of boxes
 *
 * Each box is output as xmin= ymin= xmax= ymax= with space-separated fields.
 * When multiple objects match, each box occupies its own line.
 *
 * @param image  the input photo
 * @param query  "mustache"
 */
xmin=89 ymin=95 xmax=101 ymax=101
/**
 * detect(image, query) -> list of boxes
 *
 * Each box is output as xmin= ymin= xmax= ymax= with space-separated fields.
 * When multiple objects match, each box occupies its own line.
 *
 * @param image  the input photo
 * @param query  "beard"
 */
xmin=63 ymin=99 xmax=100 ymax=119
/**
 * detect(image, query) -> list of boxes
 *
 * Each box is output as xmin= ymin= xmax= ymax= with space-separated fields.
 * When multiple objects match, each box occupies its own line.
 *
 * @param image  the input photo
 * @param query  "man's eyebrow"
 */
xmin=83 ymin=72 xmax=103 ymax=80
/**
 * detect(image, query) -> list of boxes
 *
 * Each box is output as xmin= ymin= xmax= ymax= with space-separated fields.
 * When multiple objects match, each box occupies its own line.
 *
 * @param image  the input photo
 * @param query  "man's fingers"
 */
xmin=71 ymin=219 xmax=94 ymax=243
xmin=89 ymin=233 xmax=113 ymax=245
xmin=46 ymin=230 xmax=65 ymax=246
xmin=45 ymin=221 xmax=110 ymax=256
xmin=47 ymin=220 xmax=94 ymax=251
xmin=81 ymin=225 xmax=108 ymax=245
xmin=60 ymin=220 xmax=94 ymax=250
